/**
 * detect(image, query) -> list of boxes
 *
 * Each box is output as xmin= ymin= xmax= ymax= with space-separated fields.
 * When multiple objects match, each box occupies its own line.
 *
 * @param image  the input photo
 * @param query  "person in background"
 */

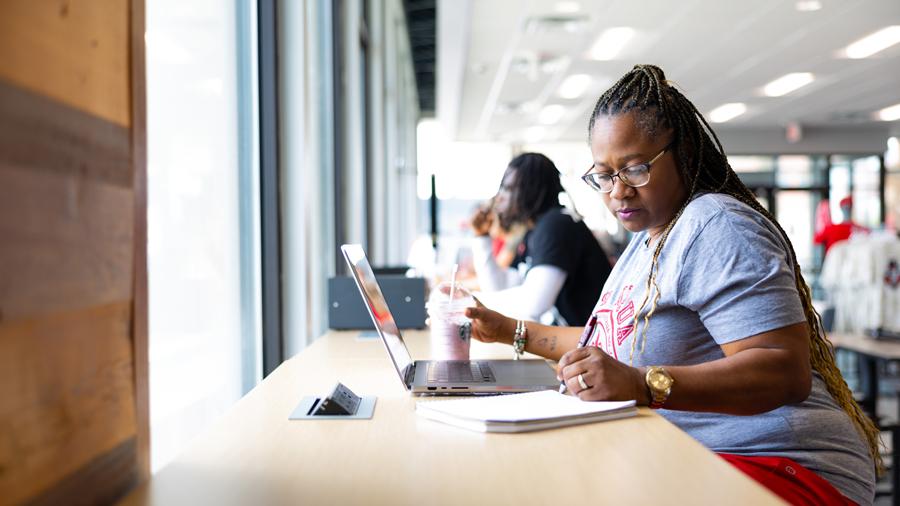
xmin=473 ymin=198 xmax=527 ymax=270
xmin=465 ymin=65 xmax=877 ymax=505
xmin=814 ymin=196 xmax=869 ymax=254
xmin=490 ymin=214 xmax=528 ymax=270
xmin=469 ymin=153 xmax=611 ymax=326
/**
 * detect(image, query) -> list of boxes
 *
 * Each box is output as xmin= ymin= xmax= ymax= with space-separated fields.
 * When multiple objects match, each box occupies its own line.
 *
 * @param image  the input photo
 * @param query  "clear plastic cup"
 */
xmin=426 ymin=282 xmax=474 ymax=360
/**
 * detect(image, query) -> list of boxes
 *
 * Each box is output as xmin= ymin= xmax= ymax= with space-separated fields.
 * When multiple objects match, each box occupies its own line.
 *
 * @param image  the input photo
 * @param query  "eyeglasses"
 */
xmin=582 ymin=144 xmax=671 ymax=193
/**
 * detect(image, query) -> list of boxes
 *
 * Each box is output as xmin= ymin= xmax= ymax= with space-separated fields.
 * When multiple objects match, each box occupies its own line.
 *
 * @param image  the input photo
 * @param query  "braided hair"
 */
xmin=497 ymin=152 xmax=565 ymax=230
xmin=588 ymin=64 xmax=882 ymax=472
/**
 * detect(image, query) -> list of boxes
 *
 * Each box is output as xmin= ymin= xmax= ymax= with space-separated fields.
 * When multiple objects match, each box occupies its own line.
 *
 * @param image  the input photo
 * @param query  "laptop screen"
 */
xmin=340 ymin=244 xmax=414 ymax=383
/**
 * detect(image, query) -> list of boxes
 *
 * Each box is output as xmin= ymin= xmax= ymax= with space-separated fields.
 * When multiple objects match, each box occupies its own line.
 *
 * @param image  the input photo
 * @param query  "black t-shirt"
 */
xmin=513 ymin=207 xmax=611 ymax=326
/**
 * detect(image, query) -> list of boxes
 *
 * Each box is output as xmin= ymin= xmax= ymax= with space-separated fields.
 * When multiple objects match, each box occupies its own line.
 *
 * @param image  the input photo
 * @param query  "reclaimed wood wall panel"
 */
xmin=0 ymin=0 xmax=130 ymax=127
xmin=0 ymin=81 xmax=134 ymax=321
xmin=0 ymin=302 xmax=138 ymax=505
xmin=0 ymin=79 xmax=132 ymax=189
xmin=0 ymin=163 xmax=134 ymax=321
xmin=0 ymin=0 xmax=148 ymax=502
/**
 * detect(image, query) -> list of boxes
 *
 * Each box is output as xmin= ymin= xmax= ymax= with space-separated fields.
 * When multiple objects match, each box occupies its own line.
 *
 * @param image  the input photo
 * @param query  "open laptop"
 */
xmin=341 ymin=244 xmax=559 ymax=395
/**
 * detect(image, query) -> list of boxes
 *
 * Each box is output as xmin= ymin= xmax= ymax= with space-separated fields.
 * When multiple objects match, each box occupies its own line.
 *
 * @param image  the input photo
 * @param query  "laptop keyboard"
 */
xmin=427 ymin=361 xmax=495 ymax=384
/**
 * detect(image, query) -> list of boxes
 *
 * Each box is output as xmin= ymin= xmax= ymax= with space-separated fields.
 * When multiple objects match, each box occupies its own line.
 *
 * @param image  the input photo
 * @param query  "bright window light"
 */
xmin=844 ymin=26 xmax=900 ymax=59
xmin=416 ymin=119 xmax=512 ymax=201
xmin=539 ymin=104 xmax=566 ymax=125
xmin=763 ymin=72 xmax=814 ymax=97
xmin=558 ymin=74 xmax=591 ymax=99
xmin=708 ymin=103 xmax=747 ymax=123
xmin=587 ymin=27 xmax=635 ymax=60
xmin=877 ymin=103 xmax=900 ymax=122
xmin=887 ymin=136 xmax=899 ymax=169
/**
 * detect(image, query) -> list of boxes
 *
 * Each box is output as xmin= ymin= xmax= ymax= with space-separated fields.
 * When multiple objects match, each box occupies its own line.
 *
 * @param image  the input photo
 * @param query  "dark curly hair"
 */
xmin=496 ymin=152 xmax=564 ymax=230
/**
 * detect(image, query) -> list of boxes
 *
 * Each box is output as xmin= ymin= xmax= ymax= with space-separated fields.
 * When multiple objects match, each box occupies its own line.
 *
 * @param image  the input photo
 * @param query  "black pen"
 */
xmin=559 ymin=313 xmax=599 ymax=394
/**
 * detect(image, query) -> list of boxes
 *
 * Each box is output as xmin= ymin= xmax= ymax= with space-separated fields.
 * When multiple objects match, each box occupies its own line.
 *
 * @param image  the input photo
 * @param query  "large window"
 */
xmin=145 ymin=0 xmax=261 ymax=472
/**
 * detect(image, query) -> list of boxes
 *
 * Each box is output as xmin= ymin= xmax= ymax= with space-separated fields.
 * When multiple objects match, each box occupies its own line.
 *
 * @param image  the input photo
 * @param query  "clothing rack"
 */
xmin=819 ymin=232 xmax=900 ymax=336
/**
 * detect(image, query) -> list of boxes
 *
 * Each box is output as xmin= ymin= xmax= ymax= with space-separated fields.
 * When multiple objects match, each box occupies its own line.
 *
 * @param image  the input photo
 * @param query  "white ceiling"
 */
xmin=436 ymin=0 xmax=900 ymax=148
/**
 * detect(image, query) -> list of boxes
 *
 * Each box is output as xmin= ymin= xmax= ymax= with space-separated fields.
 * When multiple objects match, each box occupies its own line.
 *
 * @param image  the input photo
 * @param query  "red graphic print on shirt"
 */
xmin=587 ymin=285 xmax=635 ymax=360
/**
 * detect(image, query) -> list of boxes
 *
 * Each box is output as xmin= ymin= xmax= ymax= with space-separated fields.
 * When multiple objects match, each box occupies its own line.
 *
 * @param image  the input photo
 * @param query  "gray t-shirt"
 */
xmin=589 ymin=193 xmax=875 ymax=504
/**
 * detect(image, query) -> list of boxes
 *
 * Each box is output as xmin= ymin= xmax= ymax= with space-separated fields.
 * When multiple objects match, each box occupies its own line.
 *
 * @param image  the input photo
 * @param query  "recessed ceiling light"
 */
xmin=558 ymin=74 xmax=591 ymax=99
xmin=763 ymin=72 xmax=814 ymax=97
xmin=844 ymin=26 xmax=900 ymax=59
xmin=587 ymin=27 xmax=635 ymax=60
xmin=877 ymin=103 xmax=900 ymax=122
xmin=539 ymin=105 xmax=567 ymax=125
xmin=555 ymin=1 xmax=581 ymax=13
xmin=795 ymin=0 xmax=821 ymax=12
xmin=708 ymin=103 xmax=747 ymax=123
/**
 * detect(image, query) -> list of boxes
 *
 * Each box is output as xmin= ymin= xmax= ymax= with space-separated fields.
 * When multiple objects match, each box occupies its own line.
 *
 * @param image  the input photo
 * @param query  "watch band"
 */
xmin=513 ymin=320 xmax=527 ymax=360
xmin=649 ymin=389 xmax=668 ymax=409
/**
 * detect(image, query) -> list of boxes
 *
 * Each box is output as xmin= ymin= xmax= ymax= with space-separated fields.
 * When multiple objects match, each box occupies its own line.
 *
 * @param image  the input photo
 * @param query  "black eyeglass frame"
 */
xmin=582 ymin=143 xmax=673 ymax=193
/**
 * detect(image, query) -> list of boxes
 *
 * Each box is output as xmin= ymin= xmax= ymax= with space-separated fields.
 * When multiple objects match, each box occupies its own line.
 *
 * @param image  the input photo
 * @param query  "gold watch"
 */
xmin=645 ymin=366 xmax=674 ymax=409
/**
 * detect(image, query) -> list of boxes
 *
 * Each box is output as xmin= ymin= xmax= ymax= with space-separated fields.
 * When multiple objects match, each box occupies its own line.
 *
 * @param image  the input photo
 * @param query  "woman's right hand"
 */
xmin=464 ymin=297 xmax=515 ymax=345
xmin=469 ymin=207 xmax=494 ymax=237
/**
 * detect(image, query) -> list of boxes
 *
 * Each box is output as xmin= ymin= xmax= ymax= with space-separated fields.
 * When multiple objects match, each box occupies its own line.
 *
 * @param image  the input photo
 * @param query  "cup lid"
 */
xmin=427 ymin=281 xmax=474 ymax=310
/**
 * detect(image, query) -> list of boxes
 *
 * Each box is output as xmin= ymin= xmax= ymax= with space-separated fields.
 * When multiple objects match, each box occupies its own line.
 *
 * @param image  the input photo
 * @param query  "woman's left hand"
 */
xmin=557 ymin=347 xmax=648 ymax=403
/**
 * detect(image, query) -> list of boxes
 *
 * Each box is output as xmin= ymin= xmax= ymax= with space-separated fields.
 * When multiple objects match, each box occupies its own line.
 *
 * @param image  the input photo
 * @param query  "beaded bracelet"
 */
xmin=513 ymin=320 xmax=527 ymax=360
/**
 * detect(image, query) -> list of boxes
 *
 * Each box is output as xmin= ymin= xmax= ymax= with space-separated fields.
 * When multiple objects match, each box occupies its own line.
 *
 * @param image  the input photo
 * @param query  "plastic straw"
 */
xmin=448 ymin=263 xmax=459 ymax=308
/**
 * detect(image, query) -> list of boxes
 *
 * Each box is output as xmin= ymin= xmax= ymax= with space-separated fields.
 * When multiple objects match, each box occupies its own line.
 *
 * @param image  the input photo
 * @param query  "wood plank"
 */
xmin=0 ymin=302 xmax=137 ymax=504
xmin=29 ymin=437 xmax=138 ymax=506
xmin=0 ymin=79 xmax=132 ymax=189
xmin=0 ymin=164 xmax=134 ymax=322
xmin=0 ymin=0 xmax=130 ymax=127
xmin=129 ymin=0 xmax=151 ymax=481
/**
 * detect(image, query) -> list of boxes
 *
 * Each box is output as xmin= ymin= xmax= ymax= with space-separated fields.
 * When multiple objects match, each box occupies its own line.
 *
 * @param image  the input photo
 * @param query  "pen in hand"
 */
xmin=559 ymin=314 xmax=598 ymax=394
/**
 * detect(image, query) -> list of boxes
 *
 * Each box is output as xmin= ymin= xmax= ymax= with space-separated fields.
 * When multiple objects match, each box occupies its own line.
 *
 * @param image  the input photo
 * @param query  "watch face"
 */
xmin=649 ymin=370 xmax=673 ymax=390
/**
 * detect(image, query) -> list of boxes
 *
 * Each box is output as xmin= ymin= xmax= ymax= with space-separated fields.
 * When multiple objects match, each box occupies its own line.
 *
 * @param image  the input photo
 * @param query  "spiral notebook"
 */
xmin=415 ymin=390 xmax=637 ymax=433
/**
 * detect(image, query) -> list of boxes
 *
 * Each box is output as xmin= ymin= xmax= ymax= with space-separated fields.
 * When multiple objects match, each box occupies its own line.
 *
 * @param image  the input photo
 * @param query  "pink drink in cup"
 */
xmin=426 ymin=282 xmax=473 ymax=360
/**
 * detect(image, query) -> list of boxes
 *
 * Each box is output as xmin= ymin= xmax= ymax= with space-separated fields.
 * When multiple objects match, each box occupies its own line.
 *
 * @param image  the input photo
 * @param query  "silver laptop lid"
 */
xmin=341 ymin=244 xmax=414 ymax=387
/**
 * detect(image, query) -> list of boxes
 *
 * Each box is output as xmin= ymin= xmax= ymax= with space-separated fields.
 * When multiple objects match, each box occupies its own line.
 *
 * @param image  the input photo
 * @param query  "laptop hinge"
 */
xmin=403 ymin=363 xmax=416 ymax=389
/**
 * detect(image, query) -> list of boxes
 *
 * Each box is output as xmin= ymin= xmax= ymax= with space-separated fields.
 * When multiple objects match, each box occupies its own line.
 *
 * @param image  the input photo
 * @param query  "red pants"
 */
xmin=719 ymin=453 xmax=857 ymax=506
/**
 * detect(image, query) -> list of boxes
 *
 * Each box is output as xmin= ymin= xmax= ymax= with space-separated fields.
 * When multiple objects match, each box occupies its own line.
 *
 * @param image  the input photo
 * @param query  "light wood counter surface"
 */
xmin=121 ymin=330 xmax=783 ymax=505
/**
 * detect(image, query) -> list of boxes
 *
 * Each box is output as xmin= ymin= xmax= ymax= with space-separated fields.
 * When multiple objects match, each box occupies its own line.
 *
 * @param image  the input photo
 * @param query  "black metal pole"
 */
xmin=430 ymin=174 xmax=438 ymax=249
xmin=258 ymin=0 xmax=284 ymax=376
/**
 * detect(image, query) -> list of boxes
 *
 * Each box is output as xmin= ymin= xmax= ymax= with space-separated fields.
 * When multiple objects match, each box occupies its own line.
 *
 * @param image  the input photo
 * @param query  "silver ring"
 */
xmin=577 ymin=373 xmax=589 ymax=391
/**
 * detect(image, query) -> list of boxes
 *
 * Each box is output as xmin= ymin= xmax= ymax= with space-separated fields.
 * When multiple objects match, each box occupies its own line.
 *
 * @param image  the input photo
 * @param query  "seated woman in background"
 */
xmin=469 ymin=153 xmax=611 ymax=326
xmin=466 ymin=65 xmax=878 ymax=505
xmin=470 ymin=197 xmax=528 ymax=270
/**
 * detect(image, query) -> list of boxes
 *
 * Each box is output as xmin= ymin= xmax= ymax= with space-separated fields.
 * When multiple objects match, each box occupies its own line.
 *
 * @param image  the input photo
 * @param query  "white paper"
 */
xmin=416 ymin=390 xmax=636 ymax=423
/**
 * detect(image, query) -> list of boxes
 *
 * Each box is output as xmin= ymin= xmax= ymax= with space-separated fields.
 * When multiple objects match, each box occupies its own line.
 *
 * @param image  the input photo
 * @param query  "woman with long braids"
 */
xmin=464 ymin=64 xmax=878 ymax=505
